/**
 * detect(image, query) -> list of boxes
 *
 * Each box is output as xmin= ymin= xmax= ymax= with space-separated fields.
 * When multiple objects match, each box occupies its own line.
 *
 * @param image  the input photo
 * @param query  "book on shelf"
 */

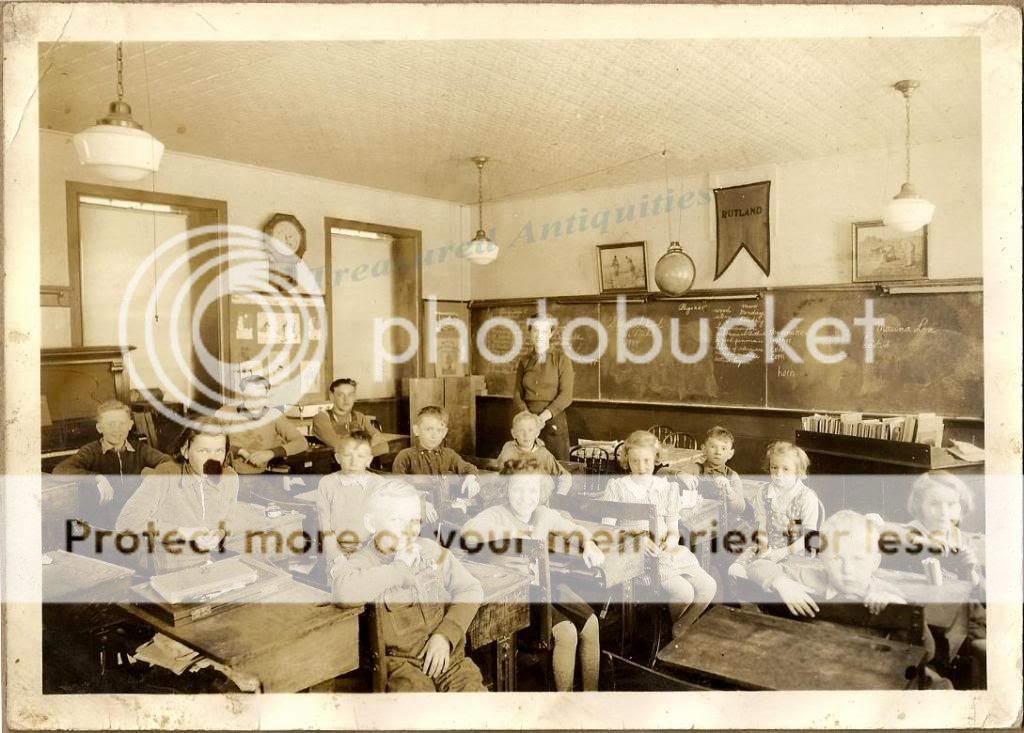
xmin=800 ymin=411 xmax=943 ymax=445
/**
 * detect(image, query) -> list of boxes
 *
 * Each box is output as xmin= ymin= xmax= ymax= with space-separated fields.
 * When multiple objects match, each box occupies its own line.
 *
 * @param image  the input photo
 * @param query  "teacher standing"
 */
xmin=512 ymin=314 xmax=574 ymax=461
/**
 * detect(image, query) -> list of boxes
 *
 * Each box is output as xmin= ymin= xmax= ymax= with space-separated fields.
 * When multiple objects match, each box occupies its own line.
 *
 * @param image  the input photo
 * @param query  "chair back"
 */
xmin=648 ymin=425 xmax=676 ymax=445
xmin=568 ymin=445 xmax=611 ymax=497
xmin=668 ymin=431 xmax=698 ymax=450
xmin=548 ymin=494 xmax=659 ymax=590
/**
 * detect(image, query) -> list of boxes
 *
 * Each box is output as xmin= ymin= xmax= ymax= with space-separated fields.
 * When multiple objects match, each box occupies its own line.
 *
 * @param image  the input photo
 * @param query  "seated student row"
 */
xmin=60 ymin=393 xmax=985 ymax=690
xmin=314 ymin=405 xmax=986 ymax=691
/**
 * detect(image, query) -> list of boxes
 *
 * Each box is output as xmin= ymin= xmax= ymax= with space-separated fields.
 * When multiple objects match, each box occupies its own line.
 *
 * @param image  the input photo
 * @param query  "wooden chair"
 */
xmin=648 ymin=425 xmax=677 ymax=445
xmin=567 ymin=445 xmax=611 ymax=497
xmin=668 ymin=431 xmax=698 ymax=450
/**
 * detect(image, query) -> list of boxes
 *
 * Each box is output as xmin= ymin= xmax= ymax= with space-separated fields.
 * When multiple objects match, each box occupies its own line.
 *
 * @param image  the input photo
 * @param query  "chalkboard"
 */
xmin=470 ymin=303 xmax=600 ymax=400
xmin=599 ymin=298 xmax=766 ymax=406
xmin=470 ymin=286 xmax=983 ymax=418
xmin=766 ymin=289 xmax=983 ymax=417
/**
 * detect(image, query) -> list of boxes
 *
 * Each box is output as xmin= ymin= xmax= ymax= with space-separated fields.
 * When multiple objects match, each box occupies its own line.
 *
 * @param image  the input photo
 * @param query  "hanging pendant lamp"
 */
xmin=654 ymin=150 xmax=696 ymax=296
xmin=882 ymin=80 xmax=934 ymax=232
xmin=655 ymin=241 xmax=696 ymax=296
xmin=466 ymin=156 xmax=499 ymax=265
xmin=73 ymin=43 xmax=164 ymax=182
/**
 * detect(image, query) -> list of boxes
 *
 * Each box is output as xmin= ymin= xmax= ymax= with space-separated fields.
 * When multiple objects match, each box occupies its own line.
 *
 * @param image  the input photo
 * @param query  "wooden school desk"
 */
xmin=656 ymin=605 xmax=929 ymax=690
xmin=876 ymin=568 xmax=975 ymax=663
xmin=679 ymin=498 xmax=722 ymax=572
xmin=223 ymin=501 xmax=307 ymax=563
xmin=460 ymin=559 xmax=533 ymax=692
xmin=119 ymin=578 xmax=361 ymax=692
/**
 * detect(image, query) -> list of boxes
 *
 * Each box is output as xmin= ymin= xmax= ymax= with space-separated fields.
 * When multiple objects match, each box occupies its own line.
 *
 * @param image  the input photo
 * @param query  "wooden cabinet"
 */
xmin=402 ymin=377 xmax=484 ymax=456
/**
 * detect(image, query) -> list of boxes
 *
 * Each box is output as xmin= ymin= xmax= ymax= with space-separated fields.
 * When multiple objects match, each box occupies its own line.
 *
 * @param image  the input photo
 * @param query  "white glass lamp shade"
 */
xmin=882 ymin=182 xmax=934 ymax=233
xmin=73 ymin=123 xmax=165 ymax=182
xmin=654 ymin=242 xmax=696 ymax=296
xmin=466 ymin=230 xmax=499 ymax=265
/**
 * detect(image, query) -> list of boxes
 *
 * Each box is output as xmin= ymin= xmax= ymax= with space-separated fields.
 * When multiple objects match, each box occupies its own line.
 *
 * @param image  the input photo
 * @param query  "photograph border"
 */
xmin=2 ymin=3 xmax=1022 ymax=731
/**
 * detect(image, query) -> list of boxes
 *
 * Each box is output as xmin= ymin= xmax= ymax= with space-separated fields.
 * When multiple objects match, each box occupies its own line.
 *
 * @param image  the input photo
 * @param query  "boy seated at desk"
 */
xmin=672 ymin=426 xmax=746 ymax=519
xmin=215 ymin=375 xmax=308 ymax=482
xmin=495 ymin=411 xmax=572 ymax=497
xmin=462 ymin=458 xmax=604 ymax=692
xmin=53 ymin=400 xmax=173 ymax=527
xmin=311 ymin=377 xmax=390 ymax=458
xmin=747 ymin=510 xmax=905 ymax=618
xmin=331 ymin=480 xmax=487 ymax=692
xmin=745 ymin=508 xmax=952 ymax=688
xmin=392 ymin=406 xmax=481 ymax=512
xmin=315 ymin=431 xmax=437 ymax=569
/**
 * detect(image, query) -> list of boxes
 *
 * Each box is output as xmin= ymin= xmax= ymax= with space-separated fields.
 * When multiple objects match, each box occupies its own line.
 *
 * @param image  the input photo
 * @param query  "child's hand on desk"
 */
xmin=421 ymin=633 xmax=451 ymax=679
xmin=863 ymin=588 xmax=904 ymax=615
xmin=240 ymin=448 xmax=276 ymax=468
xmin=582 ymin=540 xmax=605 ymax=569
xmin=772 ymin=577 xmax=820 ymax=617
xmin=643 ymin=536 xmax=661 ymax=557
xmin=461 ymin=475 xmax=481 ymax=499
xmin=95 ymin=475 xmax=115 ymax=505
xmin=677 ymin=474 xmax=699 ymax=492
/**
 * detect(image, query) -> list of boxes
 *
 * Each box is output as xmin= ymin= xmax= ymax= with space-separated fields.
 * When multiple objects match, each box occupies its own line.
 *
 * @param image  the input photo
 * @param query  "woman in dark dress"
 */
xmin=511 ymin=313 xmax=574 ymax=461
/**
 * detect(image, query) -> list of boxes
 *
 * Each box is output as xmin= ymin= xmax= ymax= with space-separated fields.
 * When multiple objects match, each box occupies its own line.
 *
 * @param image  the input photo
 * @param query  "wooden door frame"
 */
xmin=65 ymin=181 xmax=230 ymax=402
xmin=323 ymin=217 xmax=424 ymax=391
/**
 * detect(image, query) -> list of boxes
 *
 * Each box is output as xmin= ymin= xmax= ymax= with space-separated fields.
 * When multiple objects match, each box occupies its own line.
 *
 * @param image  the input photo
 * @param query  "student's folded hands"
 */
xmin=772 ymin=577 xmax=820 ymax=617
xmin=421 ymin=633 xmax=451 ymax=679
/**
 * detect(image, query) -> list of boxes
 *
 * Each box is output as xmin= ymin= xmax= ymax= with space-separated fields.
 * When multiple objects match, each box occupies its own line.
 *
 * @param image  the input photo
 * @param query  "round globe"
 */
xmin=654 ymin=242 xmax=696 ymax=296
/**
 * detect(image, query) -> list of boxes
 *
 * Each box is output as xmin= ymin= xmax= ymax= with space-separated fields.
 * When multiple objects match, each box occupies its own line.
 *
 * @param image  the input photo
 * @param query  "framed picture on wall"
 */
xmin=852 ymin=220 xmax=929 ymax=283
xmin=598 ymin=241 xmax=648 ymax=294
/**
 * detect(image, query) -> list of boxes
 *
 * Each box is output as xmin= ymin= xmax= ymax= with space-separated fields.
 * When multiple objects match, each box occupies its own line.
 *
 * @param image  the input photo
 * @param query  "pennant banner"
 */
xmin=714 ymin=181 xmax=771 ymax=279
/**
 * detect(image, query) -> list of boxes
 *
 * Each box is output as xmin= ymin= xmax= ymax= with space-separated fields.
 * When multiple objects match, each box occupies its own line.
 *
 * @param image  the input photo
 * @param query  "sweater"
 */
xmin=494 ymin=440 xmax=572 ymax=494
xmin=115 ymin=461 xmax=240 ymax=572
xmin=310 ymin=409 xmax=389 ymax=456
xmin=512 ymin=349 xmax=574 ymax=418
xmin=214 ymin=405 xmax=308 ymax=474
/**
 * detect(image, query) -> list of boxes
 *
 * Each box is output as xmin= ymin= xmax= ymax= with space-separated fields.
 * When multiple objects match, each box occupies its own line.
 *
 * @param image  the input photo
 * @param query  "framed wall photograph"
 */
xmin=852 ymin=220 xmax=929 ymax=283
xmin=598 ymin=241 xmax=648 ymax=294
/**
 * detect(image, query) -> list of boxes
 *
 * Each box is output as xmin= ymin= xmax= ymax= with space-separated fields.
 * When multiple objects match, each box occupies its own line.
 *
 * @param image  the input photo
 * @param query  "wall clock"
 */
xmin=263 ymin=213 xmax=307 ymax=261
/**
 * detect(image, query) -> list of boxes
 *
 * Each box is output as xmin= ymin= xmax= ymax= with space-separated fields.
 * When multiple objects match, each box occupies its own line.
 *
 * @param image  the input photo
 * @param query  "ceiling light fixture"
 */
xmin=654 ymin=150 xmax=696 ymax=296
xmin=882 ymin=80 xmax=934 ymax=233
xmin=466 ymin=156 xmax=499 ymax=265
xmin=73 ymin=42 xmax=164 ymax=182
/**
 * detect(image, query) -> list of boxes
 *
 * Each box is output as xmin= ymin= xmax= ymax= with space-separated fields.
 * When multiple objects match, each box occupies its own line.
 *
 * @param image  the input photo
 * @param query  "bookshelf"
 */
xmin=793 ymin=430 xmax=985 ymax=528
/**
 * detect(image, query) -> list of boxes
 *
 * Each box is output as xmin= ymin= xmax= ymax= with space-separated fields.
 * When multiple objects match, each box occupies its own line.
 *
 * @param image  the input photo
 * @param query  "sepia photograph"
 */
xmin=2 ymin=2 xmax=1022 ymax=731
xmin=853 ymin=219 xmax=928 ymax=283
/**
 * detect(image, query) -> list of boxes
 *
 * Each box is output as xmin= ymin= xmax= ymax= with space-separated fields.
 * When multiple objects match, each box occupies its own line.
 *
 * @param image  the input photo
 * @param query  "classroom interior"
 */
xmin=37 ymin=37 xmax=988 ymax=694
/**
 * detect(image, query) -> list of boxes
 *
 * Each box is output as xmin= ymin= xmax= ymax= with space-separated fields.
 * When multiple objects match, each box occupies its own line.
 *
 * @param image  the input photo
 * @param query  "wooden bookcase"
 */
xmin=794 ymin=430 xmax=985 ymax=528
